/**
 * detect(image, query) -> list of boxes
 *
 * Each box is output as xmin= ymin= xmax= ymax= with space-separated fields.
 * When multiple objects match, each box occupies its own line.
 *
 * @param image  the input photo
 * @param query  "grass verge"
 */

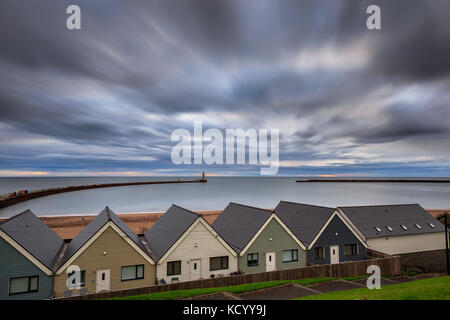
xmin=106 ymin=277 xmax=334 ymax=300
xmin=295 ymin=275 xmax=450 ymax=300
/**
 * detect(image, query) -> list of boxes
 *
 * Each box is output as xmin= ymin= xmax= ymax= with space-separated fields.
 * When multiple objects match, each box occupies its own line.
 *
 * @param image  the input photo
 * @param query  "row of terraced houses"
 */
xmin=0 ymin=201 xmax=447 ymax=299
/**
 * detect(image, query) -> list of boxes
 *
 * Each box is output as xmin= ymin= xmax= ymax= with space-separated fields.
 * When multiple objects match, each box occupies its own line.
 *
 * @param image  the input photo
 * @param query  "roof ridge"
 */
xmin=339 ymin=203 xmax=420 ymax=209
xmin=278 ymin=200 xmax=335 ymax=210
xmin=0 ymin=209 xmax=34 ymax=227
xmin=228 ymin=202 xmax=273 ymax=212
xmin=170 ymin=204 xmax=201 ymax=216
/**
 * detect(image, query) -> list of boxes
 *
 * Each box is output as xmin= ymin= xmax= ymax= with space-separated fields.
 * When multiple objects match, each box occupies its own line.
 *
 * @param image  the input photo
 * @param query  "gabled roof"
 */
xmin=0 ymin=209 xmax=63 ymax=273
xmin=338 ymin=204 xmax=445 ymax=239
xmin=57 ymin=207 xmax=154 ymax=270
xmin=274 ymin=201 xmax=335 ymax=246
xmin=144 ymin=204 xmax=200 ymax=261
xmin=212 ymin=202 xmax=273 ymax=253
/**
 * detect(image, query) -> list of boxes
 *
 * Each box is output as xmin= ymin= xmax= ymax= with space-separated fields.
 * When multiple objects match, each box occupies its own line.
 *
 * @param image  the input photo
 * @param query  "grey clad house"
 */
xmin=0 ymin=210 xmax=63 ymax=300
xmin=275 ymin=201 xmax=367 ymax=265
xmin=338 ymin=204 xmax=447 ymax=272
xmin=212 ymin=203 xmax=307 ymax=274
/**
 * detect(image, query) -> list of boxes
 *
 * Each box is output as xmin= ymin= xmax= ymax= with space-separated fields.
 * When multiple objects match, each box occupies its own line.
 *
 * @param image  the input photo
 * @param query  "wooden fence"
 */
xmin=59 ymin=251 xmax=401 ymax=300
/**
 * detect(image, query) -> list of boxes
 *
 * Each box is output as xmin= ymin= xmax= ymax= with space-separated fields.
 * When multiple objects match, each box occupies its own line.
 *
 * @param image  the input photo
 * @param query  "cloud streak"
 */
xmin=0 ymin=0 xmax=450 ymax=176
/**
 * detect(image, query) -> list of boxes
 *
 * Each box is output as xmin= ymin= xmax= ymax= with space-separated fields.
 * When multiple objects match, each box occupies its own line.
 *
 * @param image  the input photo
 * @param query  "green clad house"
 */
xmin=212 ymin=203 xmax=307 ymax=274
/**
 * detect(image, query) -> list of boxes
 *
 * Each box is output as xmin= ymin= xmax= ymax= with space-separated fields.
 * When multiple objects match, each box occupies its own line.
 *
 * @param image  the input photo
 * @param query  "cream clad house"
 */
xmin=53 ymin=207 xmax=156 ymax=298
xmin=145 ymin=205 xmax=238 ymax=284
xmin=339 ymin=204 xmax=447 ymax=272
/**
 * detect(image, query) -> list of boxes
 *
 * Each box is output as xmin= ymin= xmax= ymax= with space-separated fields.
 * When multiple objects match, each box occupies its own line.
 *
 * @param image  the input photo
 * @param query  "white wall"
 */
xmin=368 ymin=232 xmax=447 ymax=255
xmin=156 ymin=219 xmax=238 ymax=283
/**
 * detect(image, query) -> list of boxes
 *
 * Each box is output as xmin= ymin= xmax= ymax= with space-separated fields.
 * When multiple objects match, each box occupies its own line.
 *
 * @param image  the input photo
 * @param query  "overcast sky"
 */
xmin=1 ymin=0 xmax=450 ymax=177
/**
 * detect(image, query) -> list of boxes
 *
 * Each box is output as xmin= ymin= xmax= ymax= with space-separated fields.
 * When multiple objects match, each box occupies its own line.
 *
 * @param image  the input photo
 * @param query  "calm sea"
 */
xmin=1 ymin=177 xmax=450 ymax=218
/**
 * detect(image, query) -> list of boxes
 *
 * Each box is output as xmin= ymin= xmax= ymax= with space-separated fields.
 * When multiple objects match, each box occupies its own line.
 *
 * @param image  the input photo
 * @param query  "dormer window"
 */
xmin=415 ymin=224 xmax=422 ymax=229
xmin=374 ymin=227 xmax=382 ymax=232
xmin=401 ymin=225 xmax=408 ymax=230
xmin=428 ymin=222 xmax=436 ymax=228
xmin=386 ymin=226 xmax=393 ymax=231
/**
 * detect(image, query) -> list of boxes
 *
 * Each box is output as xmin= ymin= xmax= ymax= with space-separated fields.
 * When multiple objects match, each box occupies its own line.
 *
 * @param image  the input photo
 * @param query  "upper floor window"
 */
xmin=9 ymin=276 xmax=39 ymax=295
xmin=282 ymin=249 xmax=298 ymax=262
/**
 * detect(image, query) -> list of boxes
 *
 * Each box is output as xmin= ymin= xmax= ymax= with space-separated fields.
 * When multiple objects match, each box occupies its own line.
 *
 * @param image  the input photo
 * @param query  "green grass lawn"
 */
xmin=107 ymin=277 xmax=334 ymax=300
xmin=296 ymin=275 xmax=450 ymax=300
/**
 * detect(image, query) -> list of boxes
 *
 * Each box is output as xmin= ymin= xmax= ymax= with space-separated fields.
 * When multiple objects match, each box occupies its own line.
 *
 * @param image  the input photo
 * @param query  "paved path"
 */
xmin=183 ymin=273 xmax=444 ymax=300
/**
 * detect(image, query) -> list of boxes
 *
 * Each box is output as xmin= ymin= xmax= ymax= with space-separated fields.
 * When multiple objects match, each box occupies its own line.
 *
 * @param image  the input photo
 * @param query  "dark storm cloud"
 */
xmin=0 ymin=0 xmax=450 ymax=176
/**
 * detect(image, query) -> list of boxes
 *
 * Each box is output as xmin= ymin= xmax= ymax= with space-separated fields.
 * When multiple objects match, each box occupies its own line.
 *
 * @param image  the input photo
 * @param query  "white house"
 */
xmin=339 ymin=204 xmax=448 ymax=272
xmin=144 ymin=205 xmax=238 ymax=284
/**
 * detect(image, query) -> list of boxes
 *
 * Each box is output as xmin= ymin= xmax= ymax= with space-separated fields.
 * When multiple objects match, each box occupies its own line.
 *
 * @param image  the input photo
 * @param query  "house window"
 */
xmin=344 ymin=244 xmax=358 ymax=256
xmin=9 ymin=276 xmax=39 ymax=295
xmin=428 ymin=222 xmax=436 ymax=228
xmin=415 ymin=224 xmax=422 ymax=229
xmin=313 ymin=247 xmax=324 ymax=259
xmin=167 ymin=261 xmax=181 ymax=276
xmin=68 ymin=270 xmax=86 ymax=287
xmin=386 ymin=226 xmax=393 ymax=231
xmin=401 ymin=225 xmax=408 ymax=230
xmin=210 ymin=256 xmax=229 ymax=271
xmin=282 ymin=249 xmax=298 ymax=262
xmin=247 ymin=253 xmax=259 ymax=267
xmin=374 ymin=227 xmax=382 ymax=232
xmin=121 ymin=265 xmax=144 ymax=281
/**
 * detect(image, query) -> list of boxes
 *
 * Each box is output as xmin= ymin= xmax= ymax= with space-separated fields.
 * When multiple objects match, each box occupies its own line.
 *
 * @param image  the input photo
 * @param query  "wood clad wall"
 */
xmin=53 ymin=226 xmax=155 ymax=298
xmin=60 ymin=252 xmax=401 ymax=300
xmin=156 ymin=220 xmax=238 ymax=283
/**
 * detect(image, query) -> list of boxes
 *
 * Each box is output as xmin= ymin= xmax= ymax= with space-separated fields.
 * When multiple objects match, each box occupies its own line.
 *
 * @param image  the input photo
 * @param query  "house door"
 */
xmin=96 ymin=269 xmax=111 ymax=293
xmin=266 ymin=252 xmax=276 ymax=271
xmin=190 ymin=259 xmax=201 ymax=281
xmin=330 ymin=245 xmax=339 ymax=264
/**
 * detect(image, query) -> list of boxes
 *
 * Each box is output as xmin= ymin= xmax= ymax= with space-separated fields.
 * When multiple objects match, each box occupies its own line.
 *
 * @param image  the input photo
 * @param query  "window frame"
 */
xmin=209 ymin=256 xmax=229 ymax=271
xmin=121 ymin=264 xmax=145 ymax=282
xmin=282 ymin=249 xmax=299 ymax=263
xmin=8 ymin=275 xmax=39 ymax=296
xmin=247 ymin=253 xmax=259 ymax=267
xmin=344 ymin=243 xmax=358 ymax=256
xmin=67 ymin=270 xmax=86 ymax=287
xmin=167 ymin=260 xmax=182 ymax=276
xmin=313 ymin=246 xmax=325 ymax=259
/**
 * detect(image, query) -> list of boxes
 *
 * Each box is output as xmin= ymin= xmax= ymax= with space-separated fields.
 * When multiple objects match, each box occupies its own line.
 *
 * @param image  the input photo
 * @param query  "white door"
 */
xmin=190 ymin=259 xmax=201 ymax=281
xmin=96 ymin=269 xmax=111 ymax=293
xmin=330 ymin=245 xmax=339 ymax=264
xmin=266 ymin=252 xmax=276 ymax=272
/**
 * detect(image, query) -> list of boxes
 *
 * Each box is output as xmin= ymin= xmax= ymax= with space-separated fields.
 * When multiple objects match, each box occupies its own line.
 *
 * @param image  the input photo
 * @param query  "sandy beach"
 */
xmin=0 ymin=208 xmax=447 ymax=240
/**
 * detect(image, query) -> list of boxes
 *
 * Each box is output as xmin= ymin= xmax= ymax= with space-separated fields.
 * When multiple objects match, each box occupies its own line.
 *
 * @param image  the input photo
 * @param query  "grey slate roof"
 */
xmin=338 ymin=204 xmax=445 ymax=239
xmin=144 ymin=204 xmax=200 ymax=261
xmin=58 ymin=206 xmax=154 ymax=269
xmin=274 ymin=201 xmax=335 ymax=246
xmin=212 ymin=202 xmax=272 ymax=253
xmin=0 ymin=209 xmax=64 ymax=271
